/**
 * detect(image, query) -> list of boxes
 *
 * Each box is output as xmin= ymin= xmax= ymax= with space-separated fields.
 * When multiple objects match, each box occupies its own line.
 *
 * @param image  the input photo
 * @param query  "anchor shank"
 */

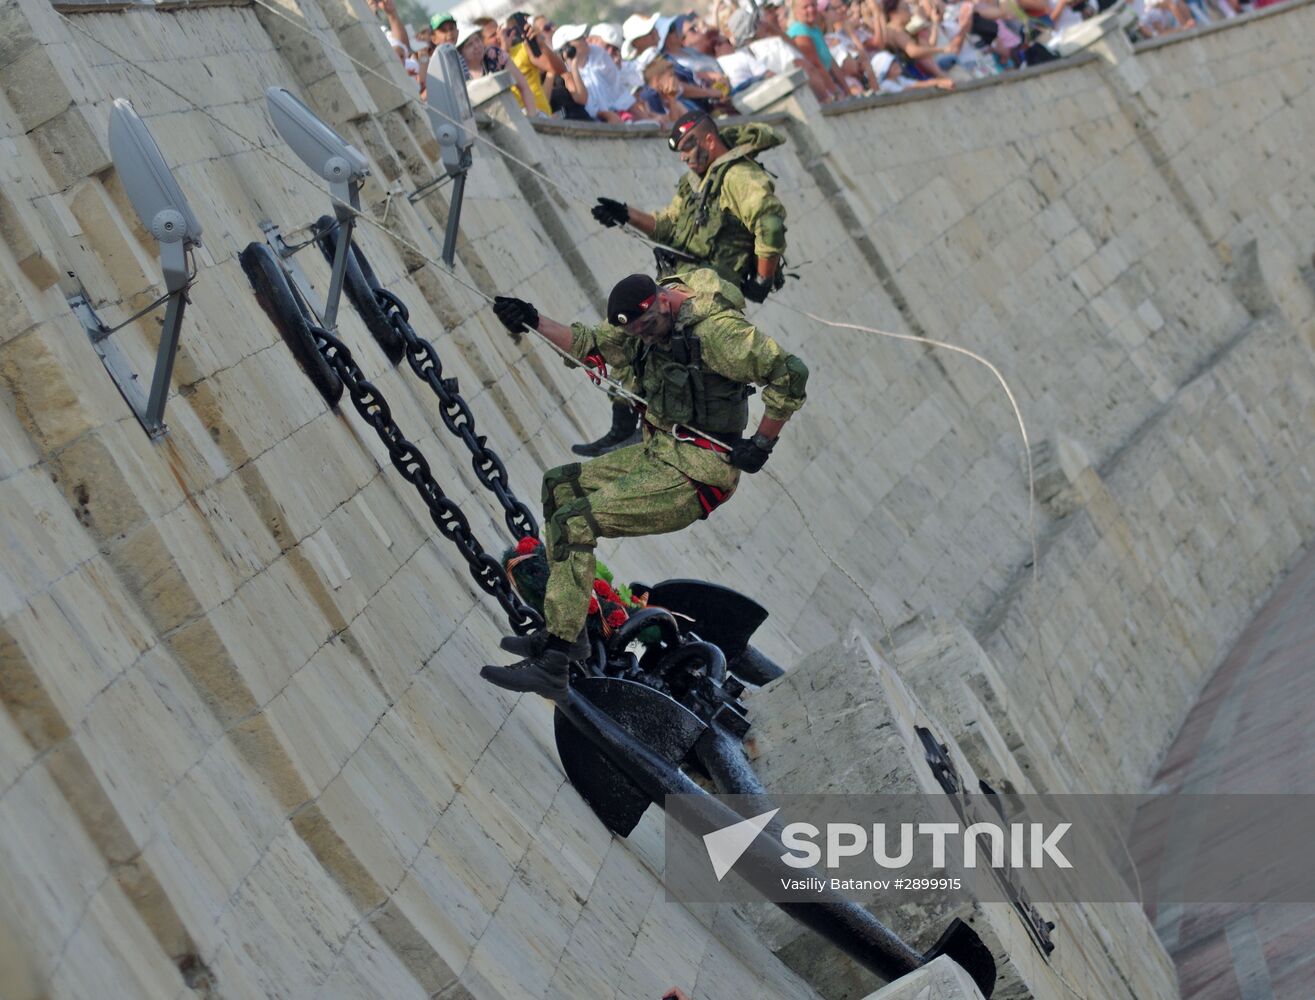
xmin=559 ymin=690 xmax=925 ymax=984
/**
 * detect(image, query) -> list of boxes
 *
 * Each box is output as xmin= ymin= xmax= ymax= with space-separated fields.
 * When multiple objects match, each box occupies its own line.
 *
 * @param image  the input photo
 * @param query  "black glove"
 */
xmin=729 ymin=432 xmax=775 ymax=474
xmin=740 ymin=273 xmax=772 ymax=303
xmin=492 ymin=295 xmax=538 ymax=334
xmin=592 ymin=197 xmax=629 ymax=228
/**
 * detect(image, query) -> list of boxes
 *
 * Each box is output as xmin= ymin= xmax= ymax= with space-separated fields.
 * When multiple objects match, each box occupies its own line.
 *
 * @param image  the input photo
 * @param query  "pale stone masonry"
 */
xmin=0 ymin=0 xmax=1313 ymax=996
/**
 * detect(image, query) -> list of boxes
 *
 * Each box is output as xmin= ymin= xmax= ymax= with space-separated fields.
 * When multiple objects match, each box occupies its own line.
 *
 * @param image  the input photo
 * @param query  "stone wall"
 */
xmin=0 ymin=0 xmax=1313 ymax=996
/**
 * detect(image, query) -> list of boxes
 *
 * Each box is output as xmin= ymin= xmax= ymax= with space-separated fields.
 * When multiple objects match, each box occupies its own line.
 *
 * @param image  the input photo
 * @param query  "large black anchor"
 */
xmin=554 ymin=580 xmax=998 ymax=997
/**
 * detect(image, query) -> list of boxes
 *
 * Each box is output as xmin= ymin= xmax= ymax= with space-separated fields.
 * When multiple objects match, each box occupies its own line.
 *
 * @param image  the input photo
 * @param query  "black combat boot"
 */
xmin=571 ymin=402 xmax=641 ymax=457
xmin=481 ymin=632 xmax=588 ymax=699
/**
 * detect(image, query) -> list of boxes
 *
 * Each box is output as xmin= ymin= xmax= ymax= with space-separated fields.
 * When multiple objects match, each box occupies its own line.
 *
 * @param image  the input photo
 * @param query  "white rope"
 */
xmin=777 ymin=305 xmax=1040 ymax=587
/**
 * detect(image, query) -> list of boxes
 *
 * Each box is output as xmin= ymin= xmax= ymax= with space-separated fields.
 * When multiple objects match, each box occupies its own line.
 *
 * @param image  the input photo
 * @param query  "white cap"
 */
xmin=654 ymin=14 xmax=679 ymax=51
xmin=455 ymin=20 xmax=482 ymax=48
xmin=622 ymin=12 xmax=660 ymax=40
xmin=590 ymin=22 xmax=623 ymax=48
xmin=870 ymin=50 xmax=897 ymax=79
xmin=552 ymin=22 xmax=589 ymax=48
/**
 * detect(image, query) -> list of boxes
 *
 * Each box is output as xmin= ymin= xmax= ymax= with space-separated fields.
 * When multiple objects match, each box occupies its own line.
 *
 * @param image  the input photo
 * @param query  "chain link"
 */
xmin=371 ymin=286 xmax=540 ymax=541
xmin=310 ymin=322 xmax=543 ymax=635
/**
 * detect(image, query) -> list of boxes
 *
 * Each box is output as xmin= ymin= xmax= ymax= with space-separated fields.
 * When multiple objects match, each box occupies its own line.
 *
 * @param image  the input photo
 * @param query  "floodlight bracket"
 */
xmin=260 ymin=220 xmax=328 ymax=320
xmin=72 ymin=99 xmax=201 ymax=439
xmin=437 ymin=166 xmax=470 ymax=269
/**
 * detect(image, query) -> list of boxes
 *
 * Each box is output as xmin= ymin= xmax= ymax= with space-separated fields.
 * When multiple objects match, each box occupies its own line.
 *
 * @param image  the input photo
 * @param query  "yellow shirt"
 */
xmin=509 ymin=42 xmax=551 ymax=116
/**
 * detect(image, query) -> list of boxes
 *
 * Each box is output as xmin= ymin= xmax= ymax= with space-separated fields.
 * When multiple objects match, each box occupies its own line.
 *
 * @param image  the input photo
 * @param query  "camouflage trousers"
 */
xmin=540 ymin=443 xmax=708 ymax=642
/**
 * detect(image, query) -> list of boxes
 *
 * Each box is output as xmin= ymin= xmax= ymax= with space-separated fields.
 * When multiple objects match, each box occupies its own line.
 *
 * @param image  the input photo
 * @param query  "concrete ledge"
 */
xmin=467 ymin=70 xmax=512 ymax=109
xmin=823 ymin=52 xmax=1100 ymax=116
xmin=530 ymin=117 xmax=661 ymax=138
xmin=1133 ymin=0 xmax=1312 ymax=51
xmin=734 ymin=68 xmax=807 ymax=114
xmin=719 ymin=109 xmax=793 ymax=127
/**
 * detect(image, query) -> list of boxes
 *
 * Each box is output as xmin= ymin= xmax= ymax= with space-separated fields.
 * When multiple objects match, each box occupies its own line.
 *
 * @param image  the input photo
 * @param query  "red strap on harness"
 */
xmin=583 ymin=352 xmax=608 ymax=385
xmin=692 ymin=481 xmax=731 ymax=519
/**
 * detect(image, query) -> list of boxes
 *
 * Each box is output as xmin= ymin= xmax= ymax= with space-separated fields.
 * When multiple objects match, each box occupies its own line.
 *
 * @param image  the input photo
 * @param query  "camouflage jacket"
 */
xmin=570 ymin=269 xmax=808 ymax=488
xmin=650 ymin=123 xmax=788 ymax=286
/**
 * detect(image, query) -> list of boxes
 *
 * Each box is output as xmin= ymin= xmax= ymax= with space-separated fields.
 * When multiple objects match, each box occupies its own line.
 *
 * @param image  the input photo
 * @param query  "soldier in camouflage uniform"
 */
xmin=575 ymin=111 xmax=790 ymax=457
xmin=481 ymin=268 xmax=808 ymax=699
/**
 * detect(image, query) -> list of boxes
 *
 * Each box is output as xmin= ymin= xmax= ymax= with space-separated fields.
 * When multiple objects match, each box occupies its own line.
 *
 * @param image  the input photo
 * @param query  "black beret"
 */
xmin=607 ymin=273 xmax=659 ymax=326
xmin=669 ymin=110 xmax=713 ymax=150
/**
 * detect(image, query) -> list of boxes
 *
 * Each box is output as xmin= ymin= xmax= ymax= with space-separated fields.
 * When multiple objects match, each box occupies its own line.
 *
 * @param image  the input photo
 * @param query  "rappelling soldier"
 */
xmin=575 ymin=110 xmax=790 ymax=457
xmin=481 ymin=268 xmax=808 ymax=699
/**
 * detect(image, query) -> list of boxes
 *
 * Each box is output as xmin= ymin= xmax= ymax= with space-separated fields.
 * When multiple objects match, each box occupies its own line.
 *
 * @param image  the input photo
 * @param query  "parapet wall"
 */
xmin=0 ymin=0 xmax=1313 ymax=996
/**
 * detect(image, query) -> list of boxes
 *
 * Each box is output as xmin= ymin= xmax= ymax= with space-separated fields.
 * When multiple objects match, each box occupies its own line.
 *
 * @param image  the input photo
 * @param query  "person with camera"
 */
xmin=548 ymin=24 xmax=593 ymax=120
xmin=553 ymin=24 xmax=662 ymax=124
xmin=575 ymin=111 xmax=790 ymax=456
xmin=505 ymin=10 xmax=565 ymax=116
xmin=480 ymin=269 xmax=808 ymax=698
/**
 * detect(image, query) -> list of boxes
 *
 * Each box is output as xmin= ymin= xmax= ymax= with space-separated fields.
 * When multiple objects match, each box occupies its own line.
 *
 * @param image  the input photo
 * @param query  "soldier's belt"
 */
xmin=647 ymin=418 xmax=738 ymax=456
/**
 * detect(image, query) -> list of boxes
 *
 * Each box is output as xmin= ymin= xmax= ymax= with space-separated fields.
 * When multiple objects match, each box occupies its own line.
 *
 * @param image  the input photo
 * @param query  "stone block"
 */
xmin=30 ymin=105 xmax=111 ymax=188
xmin=0 ymin=327 xmax=100 ymax=453
xmin=734 ymin=69 xmax=806 ymax=114
xmin=66 ymin=179 xmax=157 ymax=304
xmin=0 ymin=187 xmax=59 ymax=291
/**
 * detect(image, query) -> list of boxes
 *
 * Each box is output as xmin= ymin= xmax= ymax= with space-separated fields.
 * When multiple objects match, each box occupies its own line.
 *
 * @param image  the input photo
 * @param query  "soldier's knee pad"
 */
xmin=541 ymin=462 xmax=583 ymax=516
xmin=547 ymin=498 xmax=601 ymax=561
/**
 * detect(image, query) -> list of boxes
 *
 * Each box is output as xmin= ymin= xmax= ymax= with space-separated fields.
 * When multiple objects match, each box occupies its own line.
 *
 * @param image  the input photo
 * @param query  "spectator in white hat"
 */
xmin=557 ymin=22 xmax=653 ymax=123
xmin=623 ymin=12 xmax=662 ymax=62
xmin=549 ymin=23 xmax=593 ymax=119
xmin=591 ymin=23 xmax=645 ymax=96
xmin=869 ymin=49 xmax=954 ymax=92
xmin=454 ymin=21 xmax=484 ymax=78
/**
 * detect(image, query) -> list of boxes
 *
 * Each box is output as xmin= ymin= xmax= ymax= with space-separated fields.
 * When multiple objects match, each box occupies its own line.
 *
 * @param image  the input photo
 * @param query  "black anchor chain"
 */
xmin=309 ymin=321 xmax=543 ymax=635
xmin=372 ymin=286 xmax=539 ymax=542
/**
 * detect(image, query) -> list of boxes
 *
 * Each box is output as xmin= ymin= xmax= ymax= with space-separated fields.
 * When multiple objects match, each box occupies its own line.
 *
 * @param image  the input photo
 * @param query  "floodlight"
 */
xmin=109 ymin=99 xmax=202 ymax=261
xmin=70 ymin=99 xmax=202 ymax=437
xmin=265 ymin=87 xmax=371 ymax=330
xmin=425 ymin=44 xmax=476 ymax=178
xmin=423 ymin=44 xmax=476 ymax=267
xmin=265 ymin=87 xmax=370 ymax=205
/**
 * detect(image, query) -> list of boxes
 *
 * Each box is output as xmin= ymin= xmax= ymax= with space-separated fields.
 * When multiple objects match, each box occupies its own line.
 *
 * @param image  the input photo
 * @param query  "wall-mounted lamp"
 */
xmin=70 ymin=98 xmax=203 ymax=438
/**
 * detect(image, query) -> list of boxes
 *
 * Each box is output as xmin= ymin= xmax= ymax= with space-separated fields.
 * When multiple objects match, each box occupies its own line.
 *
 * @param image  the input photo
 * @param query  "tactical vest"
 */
xmin=634 ymin=324 xmax=753 ymax=440
xmin=664 ymin=169 xmax=757 ymax=285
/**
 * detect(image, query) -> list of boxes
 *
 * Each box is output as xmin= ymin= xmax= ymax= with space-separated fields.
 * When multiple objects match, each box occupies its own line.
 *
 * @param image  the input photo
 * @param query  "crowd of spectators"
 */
xmin=369 ymin=0 xmax=1269 ymax=123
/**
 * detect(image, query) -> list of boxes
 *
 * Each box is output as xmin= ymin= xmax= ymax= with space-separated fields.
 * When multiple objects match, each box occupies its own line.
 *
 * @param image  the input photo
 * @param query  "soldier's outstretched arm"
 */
xmin=491 ymin=296 xmax=632 ymax=374
xmin=627 ymin=207 xmax=657 ymax=235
